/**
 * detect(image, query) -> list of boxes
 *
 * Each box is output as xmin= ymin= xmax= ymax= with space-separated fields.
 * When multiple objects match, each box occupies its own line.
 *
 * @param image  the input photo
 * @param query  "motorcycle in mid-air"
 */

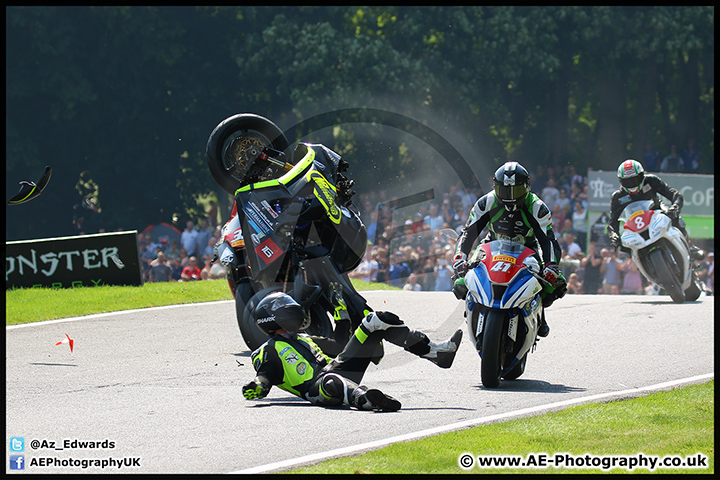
xmin=206 ymin=113 xmax=370 ymax=350
xmin=445 ymin=229 xmax=547 ymax=388
xmin=617 ymin=199 xmax=702 ymax=303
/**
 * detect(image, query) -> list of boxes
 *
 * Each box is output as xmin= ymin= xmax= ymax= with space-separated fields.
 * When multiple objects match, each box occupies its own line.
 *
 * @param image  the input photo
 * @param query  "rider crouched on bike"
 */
xmin=242 ymin=292 xmax=463 ymax=411
xmin=451 ymin=162 xmax=567 ymax=338
xmin=606 ymin=159 xmax=705 ymax=262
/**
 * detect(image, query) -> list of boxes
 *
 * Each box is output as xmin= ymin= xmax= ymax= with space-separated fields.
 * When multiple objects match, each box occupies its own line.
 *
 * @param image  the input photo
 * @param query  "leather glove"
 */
xmin=542 ymin=263 xmax=564 ymax=288
xmin=609 ymin=232 xmax=621 ymax=248
xmin=666 ymin=205 xmax=680 ymax=220
xmin=452 ymin=252 xmax=468 ymax=276
xmin=242 ymin=380 xmax=269 ymax=400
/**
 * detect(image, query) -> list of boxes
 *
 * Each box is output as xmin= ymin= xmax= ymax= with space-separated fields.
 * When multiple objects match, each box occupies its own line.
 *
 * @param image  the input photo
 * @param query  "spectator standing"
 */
xmin=388 ymin=251 xmax=411 ymax=288
xmin=541 ymin=177 xmax=561 ymax=213
xmin=424 ymin=203 xmax=444 ymax=234
xmin=581 ymin=242 xmax=603 ymax=294
xmin=571 ymin=201 xmax=588 ymax=250
xmin=600 ymin=248 xmax=622 ymax=294
xmin=660 ymin=145 xmax=683 ymax=173
xmin=196 ymin=219 xmax=214 ymax=257
xmin=149 ymin=252 xmax=173 ymax=283
xmin=181 ymin=256 xmax=202 ymax=281
xmin=434 ymin=250 xmax=454 ymax=291
xmin=619 ymin=258 xmax=644 ymax=295
xmin=681 ymin=138 xmax=700 ymax=173
xmin=164 ymin=239 xmax=181 ymax=262
xmin=181 ymin=220 xmax=199 ymax=257
xmin=642 ymin=142 xmax=661 ymax=172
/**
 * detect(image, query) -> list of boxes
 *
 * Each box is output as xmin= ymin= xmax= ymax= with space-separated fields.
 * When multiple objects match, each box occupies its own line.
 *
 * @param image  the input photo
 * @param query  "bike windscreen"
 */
xmin=618 ymin=200 xmax=654 ymax=226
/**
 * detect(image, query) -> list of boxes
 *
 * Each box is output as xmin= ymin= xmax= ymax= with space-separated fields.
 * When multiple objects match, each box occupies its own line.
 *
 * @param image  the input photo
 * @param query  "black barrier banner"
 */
xmin=6 ymin=231 xmax=143 ymax=289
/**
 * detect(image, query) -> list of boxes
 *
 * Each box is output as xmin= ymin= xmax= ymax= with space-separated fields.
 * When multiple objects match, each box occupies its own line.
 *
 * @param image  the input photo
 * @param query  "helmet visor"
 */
xmin=620 ymin=175 xmax=643 ymax=191
xmin=494 ymin=183 xmax=528 ymax=201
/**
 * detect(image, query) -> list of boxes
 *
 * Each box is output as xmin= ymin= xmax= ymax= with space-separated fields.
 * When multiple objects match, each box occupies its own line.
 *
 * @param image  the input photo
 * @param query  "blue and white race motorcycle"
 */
xmin=448 ymin=229 xmax=548 ymax=388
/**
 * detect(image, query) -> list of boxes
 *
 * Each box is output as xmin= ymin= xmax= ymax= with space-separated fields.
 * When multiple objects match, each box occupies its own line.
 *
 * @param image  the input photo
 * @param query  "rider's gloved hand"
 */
xmin=609 ymin=232 xmax=621 ymax=248
xmin=452 ymin=253 xmax=468 ymax=276
xmin=666 ymin=204 xmax=680 ymax=220
xmin=542 ymin=263 xmax=563 ymax=287
xmin=242 ymin=380 xmax=269 ymax=400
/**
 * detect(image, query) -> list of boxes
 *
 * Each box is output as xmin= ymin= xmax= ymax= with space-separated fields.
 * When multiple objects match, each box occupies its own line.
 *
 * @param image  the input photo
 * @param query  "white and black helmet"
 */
xmin=253 ymin=292 xmax=306 ymax=336
xmin=493 ymin=162 xmax=530 ymax=211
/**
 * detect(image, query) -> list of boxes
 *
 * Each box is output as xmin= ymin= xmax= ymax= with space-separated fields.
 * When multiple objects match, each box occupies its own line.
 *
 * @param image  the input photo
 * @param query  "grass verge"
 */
xmin=288 ymin=380 xmax=714 ymax=474
xmin=4 ymin=279 xmax=396 ymax=326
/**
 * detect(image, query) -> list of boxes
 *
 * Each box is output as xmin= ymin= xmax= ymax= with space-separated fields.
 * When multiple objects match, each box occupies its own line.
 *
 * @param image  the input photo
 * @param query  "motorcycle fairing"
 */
xmin=465 ymin=241 xmax=543 ymax=310
xmin=619 ymin=200 xmax=692 ymax=290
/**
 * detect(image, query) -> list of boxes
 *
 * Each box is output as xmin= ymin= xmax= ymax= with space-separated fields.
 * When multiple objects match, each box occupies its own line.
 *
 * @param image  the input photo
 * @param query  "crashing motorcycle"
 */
xmin=617 ymin=199 xmax=702 ymax=303
xmin=206 ymin=113 xmax=371 ymax=350
xmin=445 ymin=229 xmax=547 ymax=388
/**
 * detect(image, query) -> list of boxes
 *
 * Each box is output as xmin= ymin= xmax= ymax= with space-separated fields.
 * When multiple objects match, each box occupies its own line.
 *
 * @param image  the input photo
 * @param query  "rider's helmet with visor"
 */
xmin=617 ymin=159 xmax=645 ymax=194
xmin=493 ymin=162 xmax=531 ymax=212
xmin=253 ymin=292 xmax=307 ymax=336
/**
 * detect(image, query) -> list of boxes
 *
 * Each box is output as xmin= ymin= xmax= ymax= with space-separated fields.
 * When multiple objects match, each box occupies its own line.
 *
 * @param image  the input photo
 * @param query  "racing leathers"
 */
xmin=243 ymin=311 xmax=463 ymax=411
xmin=606 ymin=173 xmax=703 ymax=260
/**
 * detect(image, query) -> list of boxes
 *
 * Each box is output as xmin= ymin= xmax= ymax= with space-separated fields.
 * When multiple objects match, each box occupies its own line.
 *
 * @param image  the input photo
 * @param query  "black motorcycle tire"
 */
xmin=480 ymin=310 xmax=506 ymax=388
xmin=684 ymin=271 xmax=703 ymax=302
xmin=238 ymin=286 xmax=334 ymax=351
xmin=649 ymin=249 xmax=685 ymax=303
xmin=206 ymin=113 xmax=292 ymax=196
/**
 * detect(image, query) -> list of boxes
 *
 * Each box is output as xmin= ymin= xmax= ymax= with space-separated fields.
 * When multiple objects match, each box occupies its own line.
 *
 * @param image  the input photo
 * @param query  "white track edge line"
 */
xmin=228 ymin=373 xmax=714 ymax=474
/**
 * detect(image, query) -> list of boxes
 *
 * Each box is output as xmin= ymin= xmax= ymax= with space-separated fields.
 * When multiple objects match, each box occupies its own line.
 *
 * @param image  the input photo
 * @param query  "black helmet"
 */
xmin=253 ymin=292 xmax=306 ymax=336
xmin=493 ymin=162 xmax=530 ymax=211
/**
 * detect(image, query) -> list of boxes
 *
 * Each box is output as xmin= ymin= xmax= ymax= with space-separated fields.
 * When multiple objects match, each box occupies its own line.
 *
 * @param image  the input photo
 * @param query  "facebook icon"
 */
xmin=10 ymin=455 xmax=25 ymax=470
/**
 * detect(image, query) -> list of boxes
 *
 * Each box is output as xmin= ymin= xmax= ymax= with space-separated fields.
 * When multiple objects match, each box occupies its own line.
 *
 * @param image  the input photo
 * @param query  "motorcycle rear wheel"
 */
xmin=649 ymin=249 xmax=685 ymax=303
xmin=480 ymin=310 xmax=506 ymax=388
xmin=206 ymin=113 xmax=292 ymax=195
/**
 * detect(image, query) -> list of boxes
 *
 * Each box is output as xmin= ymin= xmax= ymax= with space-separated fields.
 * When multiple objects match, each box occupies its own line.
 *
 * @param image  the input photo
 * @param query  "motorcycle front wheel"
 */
xmin=649 ymin=249 xmax=685 ymax=303
xmin=206 ymin=113 xmax=292 ymax=195
xmin=480 ymin=310 xmax=506 ymax=388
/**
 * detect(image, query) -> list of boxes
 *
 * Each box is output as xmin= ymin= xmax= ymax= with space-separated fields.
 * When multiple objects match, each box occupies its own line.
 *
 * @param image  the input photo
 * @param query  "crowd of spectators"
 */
xmin=349 ymin=161 xmax=713 ymax=297
xmin=137 ymin=219 xmax=227 ymax=284
xmin=131 ymin=151 xmax=713 ymax=296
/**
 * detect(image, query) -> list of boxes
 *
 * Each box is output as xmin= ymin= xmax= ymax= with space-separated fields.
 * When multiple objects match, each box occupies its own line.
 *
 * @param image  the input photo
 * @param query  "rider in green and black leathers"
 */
xmin=243 ymin=292 xmax=463 ymax=411
xmin=451 ymin=162 xmax=567 ymax=338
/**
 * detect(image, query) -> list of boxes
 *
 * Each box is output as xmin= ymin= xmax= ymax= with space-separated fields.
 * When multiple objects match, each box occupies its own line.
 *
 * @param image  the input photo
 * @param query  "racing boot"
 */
xmin=350 ymin=385 xmax=401 ymax=412
xmin=537 ymin=309 xmax=549 ymax=338
xmin=404 ymin=329 xmax=463 ymax=369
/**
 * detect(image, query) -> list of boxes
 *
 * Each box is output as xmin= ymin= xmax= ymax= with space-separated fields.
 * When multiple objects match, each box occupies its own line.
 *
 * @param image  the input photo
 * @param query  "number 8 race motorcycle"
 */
xmin=206 ymin=114 xmax=371 ymax=351
xmin=618 ymin=199 xmax=703 ymax=303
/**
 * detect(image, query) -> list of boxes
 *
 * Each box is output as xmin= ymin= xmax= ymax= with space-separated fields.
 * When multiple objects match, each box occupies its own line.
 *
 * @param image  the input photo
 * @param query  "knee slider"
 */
xmin=404 ymin=330 xmax=431 ymax=356
xmin=319 ymin=373 xmax=348 ymax=405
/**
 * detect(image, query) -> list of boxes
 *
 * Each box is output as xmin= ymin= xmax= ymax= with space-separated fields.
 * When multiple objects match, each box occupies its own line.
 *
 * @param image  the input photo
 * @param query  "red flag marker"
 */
xmin=55 ymin=334 xmax=74 ymax=352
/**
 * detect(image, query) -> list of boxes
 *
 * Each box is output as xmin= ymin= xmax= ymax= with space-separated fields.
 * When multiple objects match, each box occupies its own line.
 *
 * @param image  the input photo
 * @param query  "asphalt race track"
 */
xmin=6 ymin=291 xmax=714 ymax=474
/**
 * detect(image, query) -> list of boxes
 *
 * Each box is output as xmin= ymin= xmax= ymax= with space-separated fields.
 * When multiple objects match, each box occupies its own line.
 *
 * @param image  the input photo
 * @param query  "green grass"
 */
xmin=4 ymin=278 xmax=396 ymax=325
xmin=288 ymin=380 xmax=714 ymax=475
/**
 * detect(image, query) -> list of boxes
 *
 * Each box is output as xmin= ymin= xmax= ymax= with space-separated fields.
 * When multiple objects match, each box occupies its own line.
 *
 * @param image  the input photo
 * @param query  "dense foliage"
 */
xmin=5 ymin=6 xmax=714 ymax=240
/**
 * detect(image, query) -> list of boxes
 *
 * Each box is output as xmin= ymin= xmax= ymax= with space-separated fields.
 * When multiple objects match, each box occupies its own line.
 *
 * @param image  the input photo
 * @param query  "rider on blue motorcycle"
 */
xmin=451 ymin=162 xmax=567 ymax=338
xmin=606 ymin=159 xmax=705 ymax=261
